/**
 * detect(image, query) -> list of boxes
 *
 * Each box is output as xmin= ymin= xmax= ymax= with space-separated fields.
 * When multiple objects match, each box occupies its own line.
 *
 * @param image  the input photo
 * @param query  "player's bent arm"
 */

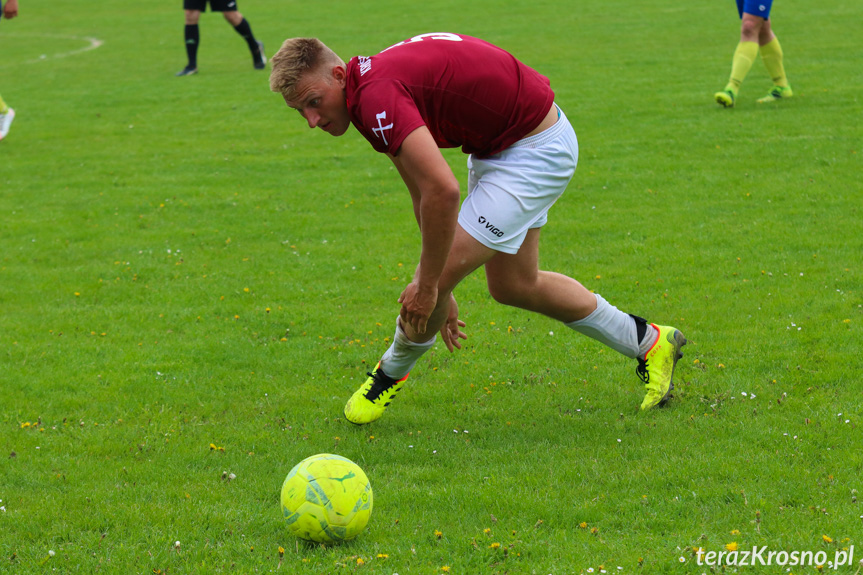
xmin=389 ymin=126 xmax=461 ymax=291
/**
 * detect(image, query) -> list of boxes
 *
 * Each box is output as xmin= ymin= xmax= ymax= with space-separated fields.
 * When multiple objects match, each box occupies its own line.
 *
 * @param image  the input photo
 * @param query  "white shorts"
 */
xmin=459 ymin=105 xmax=578 ymax=254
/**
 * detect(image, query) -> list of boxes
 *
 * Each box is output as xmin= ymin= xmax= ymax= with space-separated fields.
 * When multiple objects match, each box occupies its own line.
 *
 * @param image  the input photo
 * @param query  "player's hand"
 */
xmin=398 ymin=281 xmax=438 ymax=334
xmin=3 ymin=0 xmax=18 ymax=18
xmin=440 ymin=294 xmax=467 ymax=352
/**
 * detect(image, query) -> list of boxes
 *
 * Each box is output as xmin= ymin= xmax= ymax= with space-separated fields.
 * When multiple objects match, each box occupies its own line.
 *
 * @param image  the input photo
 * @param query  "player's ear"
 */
xmin=332 ymin=65 xmax=347 ymax=88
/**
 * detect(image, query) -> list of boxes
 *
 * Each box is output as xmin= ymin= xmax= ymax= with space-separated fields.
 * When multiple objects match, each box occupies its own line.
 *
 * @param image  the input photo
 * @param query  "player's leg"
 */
xmin=177 ymin=4 xmax=202 ymax=76
xmin=756 ymin=18 xmax=793 ymax=102
xmin=477 ymin=107 xmax=684 ymax=410
xmin=221 ymin=3 xmax=266 ymax=69
xmin=0 ymin=93 xmax=15 ymax=141
xmin=344 ymin=226 xmax=496 ymax=425
xmin=483 ymin=228 xmax=596 ymax=323
xmin=715 ymin=1 xmax=764 ymax=107
xmin=483 ymin=229 xmax=684 ymax=409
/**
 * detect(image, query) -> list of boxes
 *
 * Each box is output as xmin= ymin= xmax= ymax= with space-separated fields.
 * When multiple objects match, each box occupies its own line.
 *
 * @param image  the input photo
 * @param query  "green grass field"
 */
xmin=1 ymin=0 xmax=861 ymax=573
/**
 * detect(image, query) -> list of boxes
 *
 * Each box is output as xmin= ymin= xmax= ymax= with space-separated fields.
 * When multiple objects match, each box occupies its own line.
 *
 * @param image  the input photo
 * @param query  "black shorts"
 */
xmin=183 ymin=0 xmax=238 ymax=12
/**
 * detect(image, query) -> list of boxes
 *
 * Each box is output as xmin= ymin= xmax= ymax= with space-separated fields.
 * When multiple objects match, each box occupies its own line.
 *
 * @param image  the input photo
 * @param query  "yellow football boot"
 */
xmin=344 ymin=362 xmax=409 ymax=424
xmin=637 ymin=324 xmax=687 ymax=410
xmin=714 ymin=88 xmax=736 ymax=108
xmin=757 ymin=85 xmax=793 ymax=103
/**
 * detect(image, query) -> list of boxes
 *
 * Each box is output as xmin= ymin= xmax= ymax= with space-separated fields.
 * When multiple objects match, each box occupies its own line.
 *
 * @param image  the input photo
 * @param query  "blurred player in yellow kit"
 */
xmin=715 ymin=0 xmax=793 ymax=108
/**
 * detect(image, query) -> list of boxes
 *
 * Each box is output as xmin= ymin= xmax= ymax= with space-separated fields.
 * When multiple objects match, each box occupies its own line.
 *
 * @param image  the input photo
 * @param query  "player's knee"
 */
xmin=487 ymin=281 xmax=530 ymax=308
xmin=184 ymin=10 xmax=201 ymax=24
xmin=740 ymin=17 xmax=762 ymax=40
xmin=223 ymin=11 xmax=242 ymax=25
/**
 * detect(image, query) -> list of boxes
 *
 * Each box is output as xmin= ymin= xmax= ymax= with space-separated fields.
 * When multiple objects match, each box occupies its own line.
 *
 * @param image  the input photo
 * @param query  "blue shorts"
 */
xmin=737 ymin=0 xmax=772 ymax=19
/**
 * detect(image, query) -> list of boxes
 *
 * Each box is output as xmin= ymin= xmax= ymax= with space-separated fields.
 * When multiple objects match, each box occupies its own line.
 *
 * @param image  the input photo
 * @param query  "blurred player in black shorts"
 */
xmin=176 ymin=0 xmax=266 ymax=76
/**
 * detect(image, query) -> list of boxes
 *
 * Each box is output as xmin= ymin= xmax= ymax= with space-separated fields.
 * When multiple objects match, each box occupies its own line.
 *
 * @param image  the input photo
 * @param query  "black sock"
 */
xmin=629 ymin=314 xmax=649 ymax=346
xmin=233 ymin=18 xmax=260 ymax=55
xmin=184 ymin=24 xmax=199 ymax=68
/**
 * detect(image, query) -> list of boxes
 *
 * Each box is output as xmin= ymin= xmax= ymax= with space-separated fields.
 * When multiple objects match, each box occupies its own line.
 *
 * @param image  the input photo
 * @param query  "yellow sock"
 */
xmin=726 ymin=41 xmax=759 ymax=93
xmin=0 ymin=94 xmax=8 ymax=114
xmin=760 ymin=37 xmax=789 ymax=87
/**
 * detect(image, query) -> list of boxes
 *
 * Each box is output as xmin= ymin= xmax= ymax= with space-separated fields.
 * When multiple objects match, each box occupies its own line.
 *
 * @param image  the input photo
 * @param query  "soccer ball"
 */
xmin=280 ymin=453 xmax=373 ymax=544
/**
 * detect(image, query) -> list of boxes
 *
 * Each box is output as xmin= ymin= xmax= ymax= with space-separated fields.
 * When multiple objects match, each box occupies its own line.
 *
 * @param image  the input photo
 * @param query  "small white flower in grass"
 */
xmin=750 ymin=394 xmax=756 ymax=399
xmin=174 ymin=541 xmax=181 ymax=549
xmin=679 ymin=557 xmax=686 ymax=563
xmin=741 ymin=392 xmax=748 ymax=397
xmin=617 ymin=439 xmax=622 ymax=443
xmin=846 ymin=420 xmax=851 ymax=424
xmin=0 ymin=507 xmax=5 ymax=512
xmin=549 ymin=331 xmax=554 ymax=336
xmin=48 ymin=550 xmax=55 ymax=557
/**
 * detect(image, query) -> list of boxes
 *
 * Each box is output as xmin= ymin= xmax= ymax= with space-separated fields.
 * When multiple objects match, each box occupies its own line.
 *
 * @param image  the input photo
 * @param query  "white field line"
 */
xmin=0 ymin=33 xmax=103 ymax=66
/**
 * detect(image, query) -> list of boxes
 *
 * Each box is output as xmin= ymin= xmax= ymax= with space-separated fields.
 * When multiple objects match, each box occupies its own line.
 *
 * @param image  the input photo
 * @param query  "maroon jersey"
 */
xmin=345 ymin=33 xmax=554 ymax=158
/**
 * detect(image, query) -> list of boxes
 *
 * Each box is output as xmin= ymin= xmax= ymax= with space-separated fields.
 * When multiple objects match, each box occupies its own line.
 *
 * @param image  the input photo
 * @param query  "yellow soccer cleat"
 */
xmin=714 ymin=89 xmax=736 ymax=108
xmin=757 ymin=85 xmax=793 ymax=103
xmin=344 ymin=362 xmax=409 ymax=424
xmin=637 ymin=324 xmax=687 ymax=410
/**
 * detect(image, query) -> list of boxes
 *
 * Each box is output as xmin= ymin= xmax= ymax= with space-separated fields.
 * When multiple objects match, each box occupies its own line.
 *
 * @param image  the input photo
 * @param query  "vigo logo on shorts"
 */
xmin=478 ymin=216 xmax=505 ymax=237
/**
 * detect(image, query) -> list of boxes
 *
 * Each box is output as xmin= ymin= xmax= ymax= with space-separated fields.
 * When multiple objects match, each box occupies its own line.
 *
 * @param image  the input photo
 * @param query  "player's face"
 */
xmin=285 ymin=66 xmax=350 ymax=136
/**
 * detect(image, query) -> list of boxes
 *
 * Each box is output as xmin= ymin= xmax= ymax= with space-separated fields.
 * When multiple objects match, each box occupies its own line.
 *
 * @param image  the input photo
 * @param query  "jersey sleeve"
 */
xmin=350 ymin=79 xmax=427 ymax=156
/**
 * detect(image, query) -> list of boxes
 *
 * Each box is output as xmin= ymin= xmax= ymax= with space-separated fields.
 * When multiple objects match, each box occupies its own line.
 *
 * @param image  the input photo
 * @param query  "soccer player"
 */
xmin=715 ymin=0 xmax=793 ymax=107
xmin=269 ymin=33 xmax=688 ymax=423
xmin=176 ymin=0 xmax=266 ymax=76
xmin=0 ymin=0 xmax=19 ymax=142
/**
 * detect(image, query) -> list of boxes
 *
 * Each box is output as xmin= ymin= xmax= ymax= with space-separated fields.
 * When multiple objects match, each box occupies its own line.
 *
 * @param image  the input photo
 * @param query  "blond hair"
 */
xmin=269 ymin=38 xmax=345 ymax=100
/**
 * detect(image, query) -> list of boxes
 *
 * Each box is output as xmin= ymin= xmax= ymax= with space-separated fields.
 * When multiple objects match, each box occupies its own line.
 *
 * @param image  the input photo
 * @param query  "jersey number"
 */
xmin=381 ymin=32 xmax=462 ymax=53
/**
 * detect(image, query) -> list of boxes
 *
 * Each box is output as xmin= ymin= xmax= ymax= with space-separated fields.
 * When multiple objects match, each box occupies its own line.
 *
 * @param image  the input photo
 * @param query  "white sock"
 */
xmin=565 ymin=294 xmax=656 ymax=358
xmin=380 ymin=318 xmax=436 ymax=379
